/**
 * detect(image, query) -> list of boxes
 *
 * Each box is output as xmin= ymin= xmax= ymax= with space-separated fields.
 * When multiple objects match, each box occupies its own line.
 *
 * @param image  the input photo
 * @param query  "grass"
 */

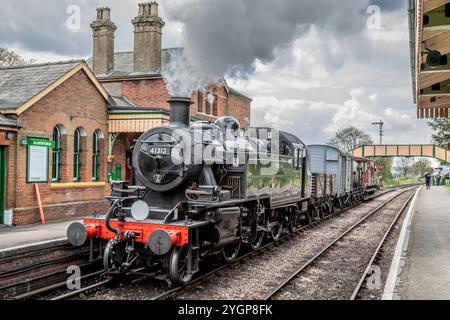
xmin=382 ymin=177 xmax=423 ymax=188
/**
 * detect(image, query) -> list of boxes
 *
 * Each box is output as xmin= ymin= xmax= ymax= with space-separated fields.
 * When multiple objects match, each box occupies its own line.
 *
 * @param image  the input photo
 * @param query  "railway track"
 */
xmin=349 ymin=190 xmax=417 ymax=300
xmin=13 ymin=185 xmax=417 ymax=300
xmin=263 ymin=187 xmax=417 ymax=300
xmin=149 ymin=186 xmax=416 ymax=301
xmin=0 ymin=240 xmax=100 ymax=299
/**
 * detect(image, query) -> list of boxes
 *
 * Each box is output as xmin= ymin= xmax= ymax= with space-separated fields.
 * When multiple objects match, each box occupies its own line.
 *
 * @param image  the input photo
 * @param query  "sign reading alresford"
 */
xmin=26 ymin=137 xmax=52 ymax=183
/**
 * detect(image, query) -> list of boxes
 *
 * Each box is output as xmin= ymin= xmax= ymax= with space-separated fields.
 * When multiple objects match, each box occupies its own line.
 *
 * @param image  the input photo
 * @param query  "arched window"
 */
xmin=92 ymin=131 xmax=100 ymax=181
xmin=73 ymin=128 xmax=81 ymax=181
xmin=197 ymin=91 xmax=204 ymax=113
xmin=52 ymin=126 xmax=62 ymax=182
xmin=205 ymin=91 xmax=212 ymax=115
xmin=212 ymin=89 xmax=218 ymax=116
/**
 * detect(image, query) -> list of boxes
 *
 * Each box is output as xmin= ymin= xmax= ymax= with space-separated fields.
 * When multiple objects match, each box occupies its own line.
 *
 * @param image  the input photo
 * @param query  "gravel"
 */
xmin=273 ymin=191 xmax=414 ymax=300
xmin=87 ymin=277 xmax=168 ymax=300
xmin=355 ymin=199 xmax=411 ymax=300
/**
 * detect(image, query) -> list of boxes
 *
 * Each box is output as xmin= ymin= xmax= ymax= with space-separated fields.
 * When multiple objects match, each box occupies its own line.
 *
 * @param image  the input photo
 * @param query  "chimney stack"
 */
xmin=132 ymin=1 xmax=165 ymax=73
xmin=91 ymin=7 xmax=117 ymax=75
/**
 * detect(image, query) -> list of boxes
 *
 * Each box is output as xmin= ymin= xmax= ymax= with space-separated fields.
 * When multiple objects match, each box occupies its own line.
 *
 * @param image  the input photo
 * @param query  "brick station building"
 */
xmin=0 ymin=61 xmax=121 ymax=225
xmin=0 ymin=1 xmax=251 ymax=225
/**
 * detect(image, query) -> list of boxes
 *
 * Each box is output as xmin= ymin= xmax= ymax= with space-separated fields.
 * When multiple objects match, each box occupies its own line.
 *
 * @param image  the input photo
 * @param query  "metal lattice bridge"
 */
xmin=351 ymin=145 xmax=450 ymax=163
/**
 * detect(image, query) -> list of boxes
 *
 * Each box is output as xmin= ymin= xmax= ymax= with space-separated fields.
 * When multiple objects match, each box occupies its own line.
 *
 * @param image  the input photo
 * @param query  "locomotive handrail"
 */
xmin=163 ymin=202 xmax=184 ymax=223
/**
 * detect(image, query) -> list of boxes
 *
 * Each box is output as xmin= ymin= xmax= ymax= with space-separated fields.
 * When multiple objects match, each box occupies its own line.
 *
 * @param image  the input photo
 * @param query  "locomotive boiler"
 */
xmin=67 ymin=97 xmax=311 ymax=285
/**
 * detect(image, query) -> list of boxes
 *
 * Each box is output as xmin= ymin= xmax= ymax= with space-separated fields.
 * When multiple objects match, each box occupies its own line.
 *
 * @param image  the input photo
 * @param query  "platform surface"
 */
xmin=0 ymin=219 xmax=80 ymax=250
xmin=396 ymin=186 xmax=450 ymax=300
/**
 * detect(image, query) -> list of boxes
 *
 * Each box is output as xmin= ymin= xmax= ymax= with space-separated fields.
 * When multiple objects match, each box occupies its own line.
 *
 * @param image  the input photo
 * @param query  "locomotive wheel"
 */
xmin=271 ymin=224 xmax=283 ymax=242
xmin=250 ymin=231 xmax=265 ymax=250
xmin=327 ymin=202 xmax=335 ymax=216
xmin=312 ymin=207 xmax=321 ymax=221
xmin=169 ymin=245 xmax=193 ymax=285
xmin=288 ymin=219 xmax=299 ymax=233
xmin=103 ymin=240 xmax=125 ymax=274
xmin=222 ymin=242 xmax=241 ymax=262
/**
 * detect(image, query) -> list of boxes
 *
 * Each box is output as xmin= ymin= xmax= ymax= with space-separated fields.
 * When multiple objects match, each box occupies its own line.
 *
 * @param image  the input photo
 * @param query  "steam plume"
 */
xmin=162 ymin=0 xmax=396 ymax=97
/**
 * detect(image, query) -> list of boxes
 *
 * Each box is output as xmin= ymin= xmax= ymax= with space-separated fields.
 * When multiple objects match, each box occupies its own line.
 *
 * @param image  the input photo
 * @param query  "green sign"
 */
xmin=21 ymin=137 xmax=55 ymax=148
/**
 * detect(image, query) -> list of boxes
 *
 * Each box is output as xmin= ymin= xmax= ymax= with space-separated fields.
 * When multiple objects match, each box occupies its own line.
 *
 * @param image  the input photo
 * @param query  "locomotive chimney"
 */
xmin=168 ymin=97 xmax=193 ymax=128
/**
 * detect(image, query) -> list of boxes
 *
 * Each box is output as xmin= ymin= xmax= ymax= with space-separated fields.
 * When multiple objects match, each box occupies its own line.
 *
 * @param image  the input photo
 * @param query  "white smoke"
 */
xmin=161 ymin=0 xmax=401 ymax=97
xmin=205 ymin=91 xmax=215 ymax=104
xmin=162 ymin=48 xmax=218 ymax=97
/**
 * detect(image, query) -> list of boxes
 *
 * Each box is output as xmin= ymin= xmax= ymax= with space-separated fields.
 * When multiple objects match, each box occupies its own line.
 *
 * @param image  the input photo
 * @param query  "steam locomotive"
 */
xmin=67 ymin=97 xmax=378 ymax=286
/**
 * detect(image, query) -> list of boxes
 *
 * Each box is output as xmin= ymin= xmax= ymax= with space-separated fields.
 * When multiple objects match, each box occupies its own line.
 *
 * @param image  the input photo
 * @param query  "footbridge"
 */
xmin=351 ymin=145 xmax=450 ymax=163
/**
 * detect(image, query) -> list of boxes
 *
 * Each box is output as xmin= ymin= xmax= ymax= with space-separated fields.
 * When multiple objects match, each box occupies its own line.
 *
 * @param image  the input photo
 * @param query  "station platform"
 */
xmin=0 ymin=219 xmax=79 ymax=251
xmin=386 ymin=186 xmax=450 ymax=300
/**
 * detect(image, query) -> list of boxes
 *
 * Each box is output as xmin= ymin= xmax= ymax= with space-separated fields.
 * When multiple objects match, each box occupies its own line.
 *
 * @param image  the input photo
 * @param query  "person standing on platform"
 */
xmin=425 ymin=173 xmax=431 ymax=190
xmin=436 ymin=174 xmax=441 ymax=186
xmin=445 ymin=173 xmax=449 ymax=186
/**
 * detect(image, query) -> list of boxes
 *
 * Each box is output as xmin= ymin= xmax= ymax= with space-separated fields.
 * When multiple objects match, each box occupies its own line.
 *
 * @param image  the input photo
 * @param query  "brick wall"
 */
xmin=229 ymin=93 xmax=251 ymax=128
xmin=122 ymin=78 xmax=170 ymax=108
xmin=121 ymin=77 xmax=251 ymax=127
xmin=8 ymin=69 xmax=123 ymax=225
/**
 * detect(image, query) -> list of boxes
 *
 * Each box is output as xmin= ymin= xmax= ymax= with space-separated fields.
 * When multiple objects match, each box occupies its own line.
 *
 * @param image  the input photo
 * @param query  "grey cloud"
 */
xmin=163 ymin=0 xmax=377 ymax=77
xmin=0 ymin=0 xmax=180 ymax=57
xmin=0 ymin=0 xmax=94 ymax=55
xmin=369 ymin=0 xmax=406 ymax=11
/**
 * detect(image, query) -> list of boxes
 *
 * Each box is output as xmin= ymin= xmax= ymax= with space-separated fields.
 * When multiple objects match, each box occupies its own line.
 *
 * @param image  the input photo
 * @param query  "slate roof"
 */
xmin=87 ymin=48 xmax=182 ymax=78
xmin=229 ymin=87 xmax=253 ymax=101
xmin=0 ymin=60 xmax=82 ymax=110
xmin=109 ymin=95 xmax=140 ymax=108
xmin=0 ymin=114 xmax=20 ymax=128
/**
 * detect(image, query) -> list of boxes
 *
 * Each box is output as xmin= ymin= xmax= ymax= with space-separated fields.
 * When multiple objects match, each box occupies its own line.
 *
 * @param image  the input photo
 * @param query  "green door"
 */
xmin=0 ymin=147 xmax=6 ymax=224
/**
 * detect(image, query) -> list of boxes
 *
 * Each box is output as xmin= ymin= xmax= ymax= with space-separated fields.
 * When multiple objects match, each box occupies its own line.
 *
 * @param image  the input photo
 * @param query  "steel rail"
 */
xmin=263 ymin=186 xmax=417 ymax=300
xmin=349 ymin=191 xmax=416 ymax=300
xmin=50 ymin=278 xmax=113 ymax=301
xmin=12 ymin=270 xmax=106 ymax=300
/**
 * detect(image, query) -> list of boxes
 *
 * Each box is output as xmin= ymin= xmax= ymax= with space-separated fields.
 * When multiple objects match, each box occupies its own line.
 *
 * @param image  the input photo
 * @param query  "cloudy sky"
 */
xmin=0 ymin=0 xmax=434 ymax=147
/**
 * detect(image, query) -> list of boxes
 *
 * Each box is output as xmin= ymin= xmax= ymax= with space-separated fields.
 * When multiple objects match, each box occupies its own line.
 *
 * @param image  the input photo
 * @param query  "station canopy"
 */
xmin=409 ymin=0 xmax=450 ymax=118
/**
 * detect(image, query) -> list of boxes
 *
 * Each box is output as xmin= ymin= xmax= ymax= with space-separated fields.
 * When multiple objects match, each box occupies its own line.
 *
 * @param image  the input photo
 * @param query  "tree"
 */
xmin=410 ymin=158 xmax=433 ymax=177
xmin=375 ymin=158 xmax=393 ymax=181
xmin=394 ymin=157 xmax=415 ymax=177
xmin=428 ymin=119 xmax=450 ymax=149
xmin=327 ymin=126 xmax=374 ymax=152
xmin=0 ymin=48 xmax=33 ymax=67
